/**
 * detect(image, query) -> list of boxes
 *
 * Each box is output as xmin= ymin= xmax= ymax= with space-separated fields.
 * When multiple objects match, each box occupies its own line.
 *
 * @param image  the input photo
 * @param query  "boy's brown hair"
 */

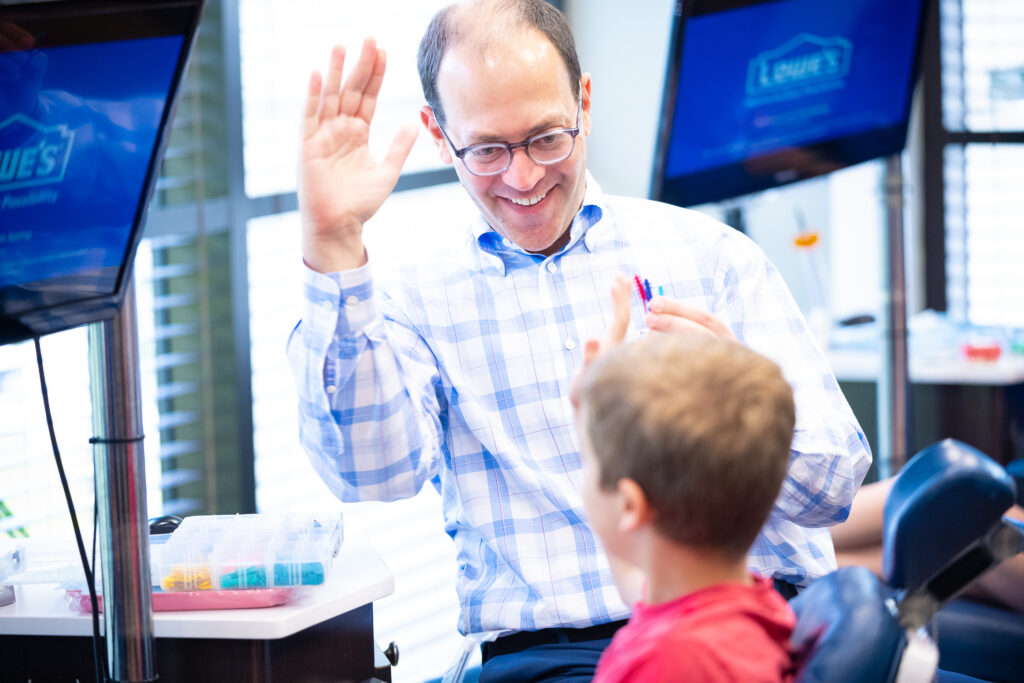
xmin=577 ymin=334 xmax=795 ymax=559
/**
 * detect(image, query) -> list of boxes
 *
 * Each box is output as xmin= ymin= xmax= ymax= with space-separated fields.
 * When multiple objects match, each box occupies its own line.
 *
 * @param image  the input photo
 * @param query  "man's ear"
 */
xmin=419 ymin=105 xmax=453 ymax=165
xmin=580 ymin=72 xmax=593 ymax=137
xmin=616 ymin=477 xmax=651 ymax=533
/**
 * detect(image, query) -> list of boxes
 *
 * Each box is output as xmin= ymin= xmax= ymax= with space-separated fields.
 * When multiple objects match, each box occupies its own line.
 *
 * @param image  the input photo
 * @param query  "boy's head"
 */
xmin=574 ymin=333 xmax=795 ymax=561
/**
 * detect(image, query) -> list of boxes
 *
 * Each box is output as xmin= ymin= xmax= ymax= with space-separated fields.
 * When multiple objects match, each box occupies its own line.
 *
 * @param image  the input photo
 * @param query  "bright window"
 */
xmin=239 ymin=2 xmax=477 ymax=679
xmin=239 ymin=0 xmax=448 ymax=198
xmin=940 ymin=0 xmax=1024 ymax=327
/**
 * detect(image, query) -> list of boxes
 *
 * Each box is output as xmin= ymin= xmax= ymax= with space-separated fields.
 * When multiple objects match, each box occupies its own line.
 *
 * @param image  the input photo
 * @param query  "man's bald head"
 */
xmin=417 ymin=0 xmax=582 ymax=127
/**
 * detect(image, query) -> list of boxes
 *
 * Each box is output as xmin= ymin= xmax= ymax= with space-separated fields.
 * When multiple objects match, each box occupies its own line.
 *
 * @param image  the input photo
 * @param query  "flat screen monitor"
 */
xmin=0 ymin=0 xmax=204 ymax=344
xmin=651 ymin=0 xmax=927 ymax=207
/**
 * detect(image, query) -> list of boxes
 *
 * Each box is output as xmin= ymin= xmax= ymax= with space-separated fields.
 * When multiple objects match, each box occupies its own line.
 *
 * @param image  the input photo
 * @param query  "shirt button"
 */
xmin=345 ymin=295 xmax=359 ymax=308
xmin=326 ymin=385 xmax=337 ymax=394
xmin=320 ymin=300 xmax=334 ymax=311
xmin=546 ymin=262 xmax=557 ymax=273
xmin=564 ymin=338 xmax=576 ymax=350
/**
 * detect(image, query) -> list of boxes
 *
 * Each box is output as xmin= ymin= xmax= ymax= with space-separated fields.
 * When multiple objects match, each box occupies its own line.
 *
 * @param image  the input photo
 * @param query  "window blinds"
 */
xmin=940 ymin=0 xmax=1024 ymax=327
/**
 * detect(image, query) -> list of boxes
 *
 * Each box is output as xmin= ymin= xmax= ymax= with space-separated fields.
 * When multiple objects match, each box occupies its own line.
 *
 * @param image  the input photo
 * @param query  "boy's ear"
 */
xmin=616 ymin=478 xmax=652 ymax=533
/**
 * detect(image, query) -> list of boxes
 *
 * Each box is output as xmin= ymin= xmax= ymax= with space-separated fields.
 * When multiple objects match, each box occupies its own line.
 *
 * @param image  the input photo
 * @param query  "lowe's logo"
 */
xmin=746 ymin=34 xmax=852 ymax=96
xmin=0 ymin=114 xmax=75 ymax=191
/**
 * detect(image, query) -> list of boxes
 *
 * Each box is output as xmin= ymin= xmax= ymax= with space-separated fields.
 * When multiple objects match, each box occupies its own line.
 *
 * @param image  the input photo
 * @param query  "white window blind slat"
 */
xmin=942 ymin=0 xmax=1024 ymax=132
xmin=942 ymin=0 xmax=1024 ymax=329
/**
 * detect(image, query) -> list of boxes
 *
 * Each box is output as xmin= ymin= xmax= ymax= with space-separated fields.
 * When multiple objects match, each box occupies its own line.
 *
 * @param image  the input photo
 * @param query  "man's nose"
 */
xmin=501 ymin=147 xmax=545 ymax=191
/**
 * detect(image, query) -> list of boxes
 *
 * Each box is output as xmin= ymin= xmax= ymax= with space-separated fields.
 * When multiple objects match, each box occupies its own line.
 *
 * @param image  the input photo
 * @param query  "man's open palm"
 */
xmin=299 ymin=38 xmax=419 ymax=272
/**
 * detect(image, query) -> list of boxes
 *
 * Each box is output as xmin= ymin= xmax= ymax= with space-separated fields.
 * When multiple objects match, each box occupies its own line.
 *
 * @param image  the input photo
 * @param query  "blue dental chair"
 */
xmin=791 ymin=439 xmax=1024 ymax=683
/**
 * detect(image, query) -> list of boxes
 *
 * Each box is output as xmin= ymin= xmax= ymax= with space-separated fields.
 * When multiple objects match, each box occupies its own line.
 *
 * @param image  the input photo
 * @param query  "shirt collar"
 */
xmin=471 ymin=171 xmax=607 ymax=260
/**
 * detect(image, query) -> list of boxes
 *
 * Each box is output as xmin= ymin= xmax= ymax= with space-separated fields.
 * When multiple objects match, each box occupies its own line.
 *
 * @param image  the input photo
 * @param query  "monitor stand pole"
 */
xmin=877 ymin=153 xmax=912 ymax=478
xmin=88 ymin=276 xmax=156 ymax=682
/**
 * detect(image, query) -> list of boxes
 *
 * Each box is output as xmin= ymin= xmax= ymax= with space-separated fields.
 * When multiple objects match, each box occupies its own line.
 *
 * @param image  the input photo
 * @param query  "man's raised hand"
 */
xmin=299 ymin=38 xmax=419 ymax=273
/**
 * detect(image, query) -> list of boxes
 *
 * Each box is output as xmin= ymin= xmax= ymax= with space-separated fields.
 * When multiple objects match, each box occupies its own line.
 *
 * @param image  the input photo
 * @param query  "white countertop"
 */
xmin=0 ymin=530 xmax=394 ymax=640
xmin=828 ymin=348 xmax=1024 ymax=386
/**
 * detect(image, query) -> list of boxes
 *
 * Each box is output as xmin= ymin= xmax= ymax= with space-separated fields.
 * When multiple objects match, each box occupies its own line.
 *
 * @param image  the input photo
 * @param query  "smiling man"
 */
xmin=288 ymin=1 xmax=871 ymax=680
xmin=418 ymin=9 xmax=589 ymax=256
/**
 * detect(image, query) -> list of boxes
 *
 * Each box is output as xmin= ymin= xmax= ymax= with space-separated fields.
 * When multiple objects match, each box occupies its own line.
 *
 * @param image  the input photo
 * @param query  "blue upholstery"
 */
xmin=791 ymin=440 xmax=1021 ymax=683
xmin=934 ymin=599 xmax=1024 ymax=683
xmin=790 ymin=566 xmax=905 ymax=683
xmin=874 ymin=439 xmax=1024 ymax=682
xmin=882 ymin=439 xmax=1016 ymax=594
xmin=1005 ymin=459 xmax=1024 ymax=503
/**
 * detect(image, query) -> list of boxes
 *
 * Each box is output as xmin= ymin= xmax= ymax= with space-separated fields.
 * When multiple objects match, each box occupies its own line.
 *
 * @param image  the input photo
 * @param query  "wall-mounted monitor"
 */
xmin=0 ymin=0 xmax=204 ymax=344
xmin=651 ymin=0 xmax=928 ymax=207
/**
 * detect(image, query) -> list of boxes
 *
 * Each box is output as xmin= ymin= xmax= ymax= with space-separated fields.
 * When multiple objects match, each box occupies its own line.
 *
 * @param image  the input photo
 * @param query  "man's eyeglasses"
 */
xmin=436 ymin=93 xmax=583 ymax=177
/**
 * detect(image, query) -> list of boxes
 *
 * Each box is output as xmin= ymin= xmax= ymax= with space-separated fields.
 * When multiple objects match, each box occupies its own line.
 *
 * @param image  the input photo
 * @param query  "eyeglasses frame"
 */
xmin=434 ymin=90 xmax=584 ymax=177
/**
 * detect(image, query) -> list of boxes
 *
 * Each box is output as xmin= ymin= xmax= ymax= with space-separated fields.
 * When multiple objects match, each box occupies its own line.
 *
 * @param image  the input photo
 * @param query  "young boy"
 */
xmin=573 ymin=332 xmax=797 ymax=682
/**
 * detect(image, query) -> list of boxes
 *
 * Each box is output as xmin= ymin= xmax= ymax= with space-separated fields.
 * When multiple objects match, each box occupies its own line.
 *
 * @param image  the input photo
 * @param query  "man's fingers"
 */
xmin=302 ymin=70 xmax=323 ymax=141
xmin=339 ymin=37 xmax=378 ymax=118
xmin=320 ymin=45 xmax=345 ymax=122
xmin=382 ymin=121 xmax=420 ymax=175
xmin=356 ymin=47 xmax=387 ymax=123
xmin=646 ymin=297 xmax=736 ymax=339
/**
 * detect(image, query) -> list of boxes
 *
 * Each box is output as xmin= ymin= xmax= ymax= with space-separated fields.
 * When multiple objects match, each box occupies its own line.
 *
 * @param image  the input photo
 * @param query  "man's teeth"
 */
xmin=509 ymin=193 xmax=546 ymax=206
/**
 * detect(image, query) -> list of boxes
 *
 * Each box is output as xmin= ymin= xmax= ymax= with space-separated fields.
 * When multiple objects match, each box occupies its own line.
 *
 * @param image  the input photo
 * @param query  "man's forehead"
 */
xmin=438 ymin=27 xmax=568 ymax=88
xmin=435 ymin=38 xmax=574 ymax=124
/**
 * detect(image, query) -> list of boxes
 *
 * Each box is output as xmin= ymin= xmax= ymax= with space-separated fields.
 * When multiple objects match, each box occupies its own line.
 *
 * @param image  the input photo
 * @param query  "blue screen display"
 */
xmin=0 ymin=36 xmax=183 ymax=311
xmin=664 ymin=0 xmax=922 ymax=178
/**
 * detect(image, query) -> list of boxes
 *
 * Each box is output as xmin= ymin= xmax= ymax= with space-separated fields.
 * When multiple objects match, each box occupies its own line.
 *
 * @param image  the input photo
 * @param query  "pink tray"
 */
xmin=66 ymin=587 xmax=295 ymax=613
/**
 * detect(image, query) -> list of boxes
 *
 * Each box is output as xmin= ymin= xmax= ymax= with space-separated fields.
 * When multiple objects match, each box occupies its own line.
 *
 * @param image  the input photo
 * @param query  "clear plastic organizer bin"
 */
xmin=0 ymin=539 xmax=89 ymax=586
xmin=156 ymin=512 xmax=343 ymax=592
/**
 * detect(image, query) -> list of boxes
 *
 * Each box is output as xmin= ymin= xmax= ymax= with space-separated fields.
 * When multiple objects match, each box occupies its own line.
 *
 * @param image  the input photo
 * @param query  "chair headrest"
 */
xmin=882 ymin=439 xmax=1016 ymax=592
xmin=790 ymin=566 xmax=904 ymax=683
xmin=1006 ymin=459 xmax=1024 ymax=507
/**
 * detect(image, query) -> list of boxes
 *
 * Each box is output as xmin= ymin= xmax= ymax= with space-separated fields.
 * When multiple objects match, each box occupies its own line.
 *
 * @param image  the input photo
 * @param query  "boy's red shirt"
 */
xmin=594 ymin=575 xmax=795 ymax=682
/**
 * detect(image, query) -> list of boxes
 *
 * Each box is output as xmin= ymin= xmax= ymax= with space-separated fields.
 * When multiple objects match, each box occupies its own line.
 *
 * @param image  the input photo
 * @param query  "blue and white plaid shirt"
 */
xmin=288 ymin=175 xmax=871 ymax=636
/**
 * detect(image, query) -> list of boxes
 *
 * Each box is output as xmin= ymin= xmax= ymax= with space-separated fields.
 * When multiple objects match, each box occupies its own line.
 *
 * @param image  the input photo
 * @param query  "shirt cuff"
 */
xmin=301 ymin=260 xmax=378 ymax=345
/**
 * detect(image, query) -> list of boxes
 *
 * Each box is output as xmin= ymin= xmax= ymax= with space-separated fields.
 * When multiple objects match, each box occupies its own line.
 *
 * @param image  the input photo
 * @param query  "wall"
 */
xmin=566 ymin=0 xmax=676 ymax=199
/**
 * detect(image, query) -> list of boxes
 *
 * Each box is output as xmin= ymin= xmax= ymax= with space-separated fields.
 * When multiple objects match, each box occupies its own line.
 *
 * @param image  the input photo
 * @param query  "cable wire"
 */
xmin=34 ymin=336 xmax=108 ymax=683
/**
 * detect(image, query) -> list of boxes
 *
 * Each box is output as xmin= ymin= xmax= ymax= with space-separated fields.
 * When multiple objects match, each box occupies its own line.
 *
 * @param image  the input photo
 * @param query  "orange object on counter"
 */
xmin=962 ymin=341 xmax=1002 ymax=362
xmin=793 ymin=232 xmax=820 ymax=248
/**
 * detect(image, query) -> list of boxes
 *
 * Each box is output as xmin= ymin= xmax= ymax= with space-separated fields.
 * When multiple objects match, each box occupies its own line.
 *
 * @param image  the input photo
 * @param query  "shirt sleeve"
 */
xmin=286 ymin=261 xmax=445 ymax=503
xmin=710 ymin=232 xmax=872 ymax=528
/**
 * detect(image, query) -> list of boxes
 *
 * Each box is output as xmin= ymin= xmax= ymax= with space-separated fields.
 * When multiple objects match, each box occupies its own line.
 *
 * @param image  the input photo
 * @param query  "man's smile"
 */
xmin=508 ymin=191 xmax=548 ymax=207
